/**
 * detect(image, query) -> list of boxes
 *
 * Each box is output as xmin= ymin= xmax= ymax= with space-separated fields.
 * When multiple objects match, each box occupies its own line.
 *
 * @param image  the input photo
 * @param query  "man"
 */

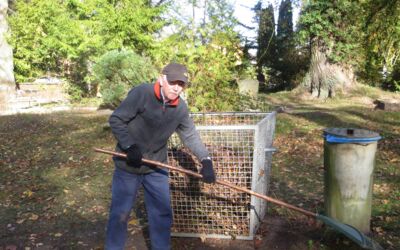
xmin=106 ymin=63 xmax=216 ymax=250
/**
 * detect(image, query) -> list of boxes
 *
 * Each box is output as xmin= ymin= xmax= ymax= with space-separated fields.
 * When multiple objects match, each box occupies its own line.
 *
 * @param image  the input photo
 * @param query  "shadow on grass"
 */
xmin=0 ymin=111 xmax=117 ymax=248
xmin=267 ymin=178 xmax=380 ymax=250
xmin=344 ymin=109 xmax=400 ymax=128
xmin=284 ymin=106 xmax=399 ymax=138
xmin=272 ymin=107 xmax=398 ymax=250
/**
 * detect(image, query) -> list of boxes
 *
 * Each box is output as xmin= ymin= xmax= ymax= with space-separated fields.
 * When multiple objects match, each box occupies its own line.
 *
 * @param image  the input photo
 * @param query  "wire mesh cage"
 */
xmin=167 ymin=112 xmax=276 ymax=240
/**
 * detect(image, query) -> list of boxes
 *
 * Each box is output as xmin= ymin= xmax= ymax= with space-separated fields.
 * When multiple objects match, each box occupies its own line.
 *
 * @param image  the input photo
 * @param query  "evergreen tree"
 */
xmin=363 ymin=0 xmax=400 ymax=91
xmin=277 ymin=0 xmax=293 ymax=43
xmin=256 ymin=3 xmax=275 ymax=86
xmin=275 ymin=0 xmax=295 ymax=89
xmin=155 ymin=0 xmax=244 ymax=111
xmin=8 ymin=0 xmax=166 ymax=95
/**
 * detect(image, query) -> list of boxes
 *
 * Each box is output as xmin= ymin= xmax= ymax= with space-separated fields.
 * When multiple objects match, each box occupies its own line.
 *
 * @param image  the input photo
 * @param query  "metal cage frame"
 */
xmin=168 ymin=112 xmax=276 ymax=240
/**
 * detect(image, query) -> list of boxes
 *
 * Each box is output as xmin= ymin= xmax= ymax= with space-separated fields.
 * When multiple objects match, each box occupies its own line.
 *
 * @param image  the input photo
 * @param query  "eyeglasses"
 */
xmin=162 ymin=75 xmax=187 ymax=88
xmin=167 ymin=80 xmax=186 ymax=88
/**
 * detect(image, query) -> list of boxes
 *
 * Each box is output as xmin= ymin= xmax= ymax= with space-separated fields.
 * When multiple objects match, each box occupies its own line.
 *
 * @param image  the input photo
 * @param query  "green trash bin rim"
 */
xmin=323 ymin=128 xmax=381 ymax=143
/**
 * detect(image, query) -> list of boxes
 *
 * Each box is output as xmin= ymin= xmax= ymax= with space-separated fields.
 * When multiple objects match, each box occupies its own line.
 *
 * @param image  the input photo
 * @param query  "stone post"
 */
xmin=0 ymin=0 xmax=16 ymax=114
xmin=238 ymin=79 xmax=259 ymax=98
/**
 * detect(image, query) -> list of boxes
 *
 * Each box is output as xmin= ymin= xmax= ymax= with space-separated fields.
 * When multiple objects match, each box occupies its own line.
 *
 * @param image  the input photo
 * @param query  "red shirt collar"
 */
xmin=154 ymin=80 xmax=180 ymax=106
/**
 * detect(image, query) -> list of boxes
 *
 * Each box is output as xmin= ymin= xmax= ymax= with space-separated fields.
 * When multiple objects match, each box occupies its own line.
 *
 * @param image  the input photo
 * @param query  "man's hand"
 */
xmin=126 ymin=145 xmax=142 ymax=167
xmin=200 ymin=158 xmax=216 ymax=183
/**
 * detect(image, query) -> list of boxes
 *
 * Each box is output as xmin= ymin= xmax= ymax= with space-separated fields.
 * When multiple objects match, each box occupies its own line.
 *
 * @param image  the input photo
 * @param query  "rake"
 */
xmin=94 ymin=147 xmax=383 ymax=250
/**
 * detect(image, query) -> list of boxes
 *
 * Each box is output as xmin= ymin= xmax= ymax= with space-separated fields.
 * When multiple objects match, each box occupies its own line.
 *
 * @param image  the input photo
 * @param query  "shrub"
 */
xmin=63 ymin=80 xmax=84 ymax=102
xmin=93 ymin=50 xmax=157 ymax=108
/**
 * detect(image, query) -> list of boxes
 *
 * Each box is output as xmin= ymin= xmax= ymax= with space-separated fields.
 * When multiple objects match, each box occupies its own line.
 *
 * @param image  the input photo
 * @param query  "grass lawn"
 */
xmin=0 ymin=87 xmax=399 ymax=249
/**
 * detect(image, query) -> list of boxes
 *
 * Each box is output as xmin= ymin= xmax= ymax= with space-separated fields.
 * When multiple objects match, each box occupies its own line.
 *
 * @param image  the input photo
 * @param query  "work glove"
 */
xmin=126 ymin=144 xmax=142 ymax=168
xmin=200 ymin=158 xmax=216 ymax=183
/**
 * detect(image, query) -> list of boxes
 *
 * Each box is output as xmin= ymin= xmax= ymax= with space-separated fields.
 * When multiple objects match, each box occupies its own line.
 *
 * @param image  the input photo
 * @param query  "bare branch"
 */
xmin=237 ymin=21 xmax=255 ymax=30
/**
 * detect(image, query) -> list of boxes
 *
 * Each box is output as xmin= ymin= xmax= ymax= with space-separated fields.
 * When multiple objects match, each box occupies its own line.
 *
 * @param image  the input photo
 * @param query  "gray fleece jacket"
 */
xmin=109 ymin=81 xmax=209 ymax=174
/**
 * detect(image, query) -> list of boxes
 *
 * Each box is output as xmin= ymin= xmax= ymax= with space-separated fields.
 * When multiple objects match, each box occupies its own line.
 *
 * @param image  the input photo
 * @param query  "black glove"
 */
xmin=126 ymin=144 xmax=142 ymax=167
xmin=200 ymin=158 xmax=216 ymax=183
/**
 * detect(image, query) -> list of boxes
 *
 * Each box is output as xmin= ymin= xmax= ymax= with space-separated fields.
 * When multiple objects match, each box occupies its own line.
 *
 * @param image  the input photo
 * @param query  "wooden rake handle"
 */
xmin=94 ymin=147 xmax=316 ymax=218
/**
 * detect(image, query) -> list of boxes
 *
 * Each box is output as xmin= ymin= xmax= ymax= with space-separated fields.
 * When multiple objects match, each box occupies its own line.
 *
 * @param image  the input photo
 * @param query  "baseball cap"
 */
xmin=162 ymin=63 xmax=189 ymax=85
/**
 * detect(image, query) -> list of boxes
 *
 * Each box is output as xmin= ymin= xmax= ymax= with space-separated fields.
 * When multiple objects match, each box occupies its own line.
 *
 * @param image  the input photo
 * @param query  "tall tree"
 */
xmin=157 ymin=0 xmax=244 ymax=111
xmin=298 ymin=0 xmax=363 ymax=98
xmin=94 ymin=0 xmax=165 ymax=52
xmin=8 ymin=0 xmax=166 ymax=93
xmin=186 ymin=0 xmax=243 ymax=111
xmin=274 ymin=0 xmax=296 ymax=89
xmin=256 ymin=3 xmax=275 ymax=84
xmin=8 ymin=0 xmax=83 ymax=82
xmin=0 ymin=0 xmax=15 ymax=114
xmin=363 ymin=0 xmax=400 ymax=91
xmin=277 ymin=0 xmax=293 ymax=42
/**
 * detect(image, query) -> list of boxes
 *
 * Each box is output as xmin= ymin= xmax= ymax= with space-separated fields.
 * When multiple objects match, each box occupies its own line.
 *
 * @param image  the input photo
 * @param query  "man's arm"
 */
xmin=176 ymin=113 xmax=216 ymax=183
xmin=109 ymin=88 xmax=143 ymax=150
xmin=176 ymin=113 xmax=209 ymax=160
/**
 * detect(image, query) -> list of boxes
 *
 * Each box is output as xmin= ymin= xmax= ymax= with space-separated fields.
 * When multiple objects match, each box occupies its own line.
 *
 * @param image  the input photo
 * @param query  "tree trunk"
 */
xmin=0 ymin=0 xmax=16 ymax=114
xmin=303 ymin=38 xmax=355 ymax=98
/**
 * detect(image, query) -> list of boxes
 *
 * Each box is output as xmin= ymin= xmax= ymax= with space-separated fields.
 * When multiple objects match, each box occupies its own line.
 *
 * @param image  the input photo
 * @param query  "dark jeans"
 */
xmin=105 ymin=167 xmax=172 ymax=250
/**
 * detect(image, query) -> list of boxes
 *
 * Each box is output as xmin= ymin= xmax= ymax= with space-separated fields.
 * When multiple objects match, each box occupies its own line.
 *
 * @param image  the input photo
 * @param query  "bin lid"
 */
xmin=323 ymin=128 xmax=381 ymax=143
